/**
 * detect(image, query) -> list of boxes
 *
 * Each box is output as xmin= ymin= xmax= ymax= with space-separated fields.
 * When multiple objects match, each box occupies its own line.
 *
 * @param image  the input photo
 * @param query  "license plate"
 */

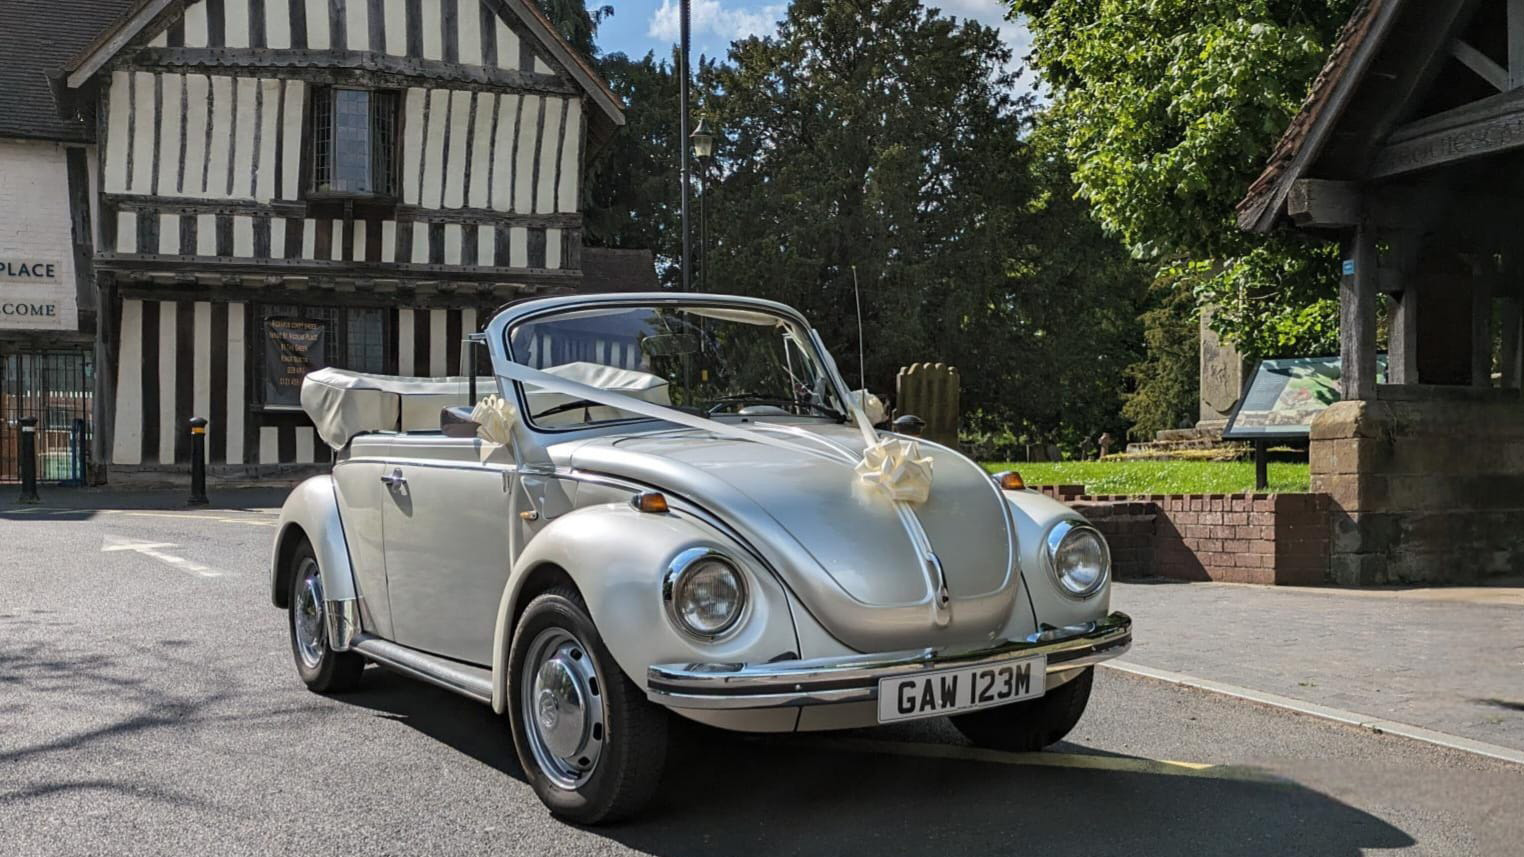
xmin=876 ymin=656 xmax=1046 ymax=723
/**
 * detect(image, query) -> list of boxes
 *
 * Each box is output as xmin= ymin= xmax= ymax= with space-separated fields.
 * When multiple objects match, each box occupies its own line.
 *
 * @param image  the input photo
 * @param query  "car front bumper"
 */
xmin=646 ymin=611 xmax=1132 ymax=710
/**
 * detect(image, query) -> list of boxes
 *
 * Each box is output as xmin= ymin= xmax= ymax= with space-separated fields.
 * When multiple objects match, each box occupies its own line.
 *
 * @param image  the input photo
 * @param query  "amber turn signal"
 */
xmin=993 ymin=471 xmax=1025 ymax=491
xmin=632 ymin=491 xmax=670 ymax=514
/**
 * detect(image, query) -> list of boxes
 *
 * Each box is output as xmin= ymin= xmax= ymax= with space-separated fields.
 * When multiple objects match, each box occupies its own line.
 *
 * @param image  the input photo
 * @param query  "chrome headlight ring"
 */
xmin=1044 ymin=520 xmax=1111 ymax=599
xmin=662 ymin=547 xmax=750 ymax=641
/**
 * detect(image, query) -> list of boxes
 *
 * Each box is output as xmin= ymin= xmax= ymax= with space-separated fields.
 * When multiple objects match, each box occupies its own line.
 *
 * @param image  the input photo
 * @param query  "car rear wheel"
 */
xmin=508 ymin=586 xmax=668 ymax=824
xmin=287 ymin=540 xmax=364 ymax=693
xmin=949 ymin=667 xmax=1093 ymax=752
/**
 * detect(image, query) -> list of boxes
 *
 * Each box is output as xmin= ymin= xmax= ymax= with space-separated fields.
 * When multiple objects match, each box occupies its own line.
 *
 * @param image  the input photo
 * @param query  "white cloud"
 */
xmin=647 ymin=0 xmax=787 ymax=43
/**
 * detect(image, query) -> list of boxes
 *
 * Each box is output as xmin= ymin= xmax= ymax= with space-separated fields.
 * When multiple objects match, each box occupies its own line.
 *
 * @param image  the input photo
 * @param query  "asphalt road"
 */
xmin=2 ymin=497 xmax=1522 ymax=856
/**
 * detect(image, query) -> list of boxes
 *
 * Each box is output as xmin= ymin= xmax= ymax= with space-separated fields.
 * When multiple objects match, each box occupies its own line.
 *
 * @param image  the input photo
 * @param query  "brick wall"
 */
xmin=1038 ymin=488 xmax=1332 ymax=585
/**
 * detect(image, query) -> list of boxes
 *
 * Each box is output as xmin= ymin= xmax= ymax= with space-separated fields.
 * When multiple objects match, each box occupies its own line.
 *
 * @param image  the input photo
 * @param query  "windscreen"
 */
xmin=506 ymin=304 xmax=847 ymax=428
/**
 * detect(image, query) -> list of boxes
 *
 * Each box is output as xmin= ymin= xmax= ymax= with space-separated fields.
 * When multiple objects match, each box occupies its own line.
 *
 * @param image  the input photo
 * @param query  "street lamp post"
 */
xmin=679 ymin=0 xmax=692 ymax=292
xmin=690 ymin=118 xmax=714 ymax=293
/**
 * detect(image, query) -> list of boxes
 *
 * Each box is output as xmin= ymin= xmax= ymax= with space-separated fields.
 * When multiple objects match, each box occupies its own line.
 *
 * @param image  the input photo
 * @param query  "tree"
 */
xmin=697 ymin=0 xmax=1147 ymax=446
xmin=534 ymin=0 xmax=613 ymax=58
xmin=1013 ymin=0 xmax=1357 ymax=358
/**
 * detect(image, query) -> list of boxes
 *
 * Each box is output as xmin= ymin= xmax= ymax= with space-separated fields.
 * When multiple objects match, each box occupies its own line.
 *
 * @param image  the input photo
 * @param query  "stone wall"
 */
xmin=1311 ymin=393 xmax=1524 ymax=584
xmin=1040 ymin=488 xmax=1332 ymax=585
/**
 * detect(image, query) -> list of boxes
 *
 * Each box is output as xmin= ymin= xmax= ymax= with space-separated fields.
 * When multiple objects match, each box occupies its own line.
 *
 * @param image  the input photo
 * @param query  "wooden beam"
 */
xmin=1501 ymin=297 xmax=1523 ymax=389
xmin=1452 ymin=39 xmax=1508 ymax=91
xmin=1511 ymin=0 xmax=1524 ymax=89
xmin=1372 ymin=88 xmax=1524 ymax=178
xmin=1287 ymin=179 xmax=1362 ymax=228
xmin=1389 ymin=287 xmax=1420 ymax=384
xmin=1341 ymin=225 xmax=1380 ymax=401
xmin=1471 ymin=260 xmax=1497 ymax=388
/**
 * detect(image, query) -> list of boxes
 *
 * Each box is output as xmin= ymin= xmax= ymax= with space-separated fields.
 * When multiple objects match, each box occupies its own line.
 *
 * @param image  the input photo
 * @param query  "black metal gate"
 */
xmin=0 ymin=350 xmax=93 ymax=485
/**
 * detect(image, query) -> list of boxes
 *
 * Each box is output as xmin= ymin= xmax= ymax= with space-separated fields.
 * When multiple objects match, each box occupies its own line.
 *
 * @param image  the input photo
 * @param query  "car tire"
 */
xmin=287 ymin=539 xmax=364 ymax=694
xmin=949 ymin=667 xmax=1093 ymax=752
xmin=508 ymin=585 xmax=668 ymax=825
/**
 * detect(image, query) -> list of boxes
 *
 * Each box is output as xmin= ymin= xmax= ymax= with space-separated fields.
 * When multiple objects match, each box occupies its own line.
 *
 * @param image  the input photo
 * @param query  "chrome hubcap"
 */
xmin=521 ymin=628 xmax=605 ymax=790
xmin=293 ymin=558 xmax=326 ymax=670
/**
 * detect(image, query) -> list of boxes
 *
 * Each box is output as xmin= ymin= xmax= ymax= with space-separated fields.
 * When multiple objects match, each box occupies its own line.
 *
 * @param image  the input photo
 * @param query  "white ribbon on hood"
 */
xmin=489 ymin=359 xmax=934 ymax=504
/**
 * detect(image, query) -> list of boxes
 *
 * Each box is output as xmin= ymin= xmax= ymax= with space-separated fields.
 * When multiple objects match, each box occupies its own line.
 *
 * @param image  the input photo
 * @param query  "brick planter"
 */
xmin=1038 ymin=488 xmax=1333 ymax=585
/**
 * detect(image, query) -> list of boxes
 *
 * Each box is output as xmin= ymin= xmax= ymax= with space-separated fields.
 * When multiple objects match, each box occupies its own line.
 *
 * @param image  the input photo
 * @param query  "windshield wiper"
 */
xmin=706 ymin=394 xmax=846 ymax=422
xmin=531 ymin=399 xmax=601 ymax=420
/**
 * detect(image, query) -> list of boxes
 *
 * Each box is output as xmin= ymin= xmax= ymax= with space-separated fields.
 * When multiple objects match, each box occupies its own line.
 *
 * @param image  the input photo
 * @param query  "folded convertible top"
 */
xmin=300 ymin=362 xmax=671 ymax=449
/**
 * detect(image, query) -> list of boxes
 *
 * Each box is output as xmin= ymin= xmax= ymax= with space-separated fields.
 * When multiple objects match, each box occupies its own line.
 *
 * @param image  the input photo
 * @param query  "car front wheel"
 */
xmin=949 ymin=667 xmax=1093 ymax=752
xmin=508 ymin=586 xmax=669 ymax=824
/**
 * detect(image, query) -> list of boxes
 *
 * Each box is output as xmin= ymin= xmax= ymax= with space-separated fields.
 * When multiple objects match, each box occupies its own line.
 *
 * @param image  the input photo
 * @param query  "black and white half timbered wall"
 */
xmin=63 ymin=0 xmax=625 ymax=480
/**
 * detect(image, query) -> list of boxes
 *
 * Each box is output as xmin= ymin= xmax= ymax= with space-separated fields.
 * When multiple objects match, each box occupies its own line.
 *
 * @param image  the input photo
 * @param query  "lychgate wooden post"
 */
xmin=1340 ymin=223 xmax=1379 ymax=401
xmin=895 ymin=363 xmax=960 ymax=448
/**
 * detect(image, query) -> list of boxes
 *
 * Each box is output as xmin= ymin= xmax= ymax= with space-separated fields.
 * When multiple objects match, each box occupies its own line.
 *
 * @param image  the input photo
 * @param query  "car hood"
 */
xmin=560 ymin=422 xmax=1027 ymax=652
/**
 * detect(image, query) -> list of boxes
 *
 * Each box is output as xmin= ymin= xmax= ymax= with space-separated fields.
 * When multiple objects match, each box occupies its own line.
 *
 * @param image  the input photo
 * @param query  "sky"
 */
xmin=593 ymin=0 xmax=1032 ymax=69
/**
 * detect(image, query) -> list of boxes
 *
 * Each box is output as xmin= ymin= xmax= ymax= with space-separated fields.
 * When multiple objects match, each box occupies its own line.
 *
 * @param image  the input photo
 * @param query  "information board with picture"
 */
xmin=1223 ymin=355 xmax=1387 ymax=440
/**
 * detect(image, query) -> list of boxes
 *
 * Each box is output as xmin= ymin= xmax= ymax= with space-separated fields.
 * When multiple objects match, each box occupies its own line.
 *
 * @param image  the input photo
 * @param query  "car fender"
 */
xmin=489 ymin=503 xmax=799 ymax=714
xmin=1003 ymin=490 xmax=1113 ymax=631
xmin=270 ymin=475 xmax=359 ymax=610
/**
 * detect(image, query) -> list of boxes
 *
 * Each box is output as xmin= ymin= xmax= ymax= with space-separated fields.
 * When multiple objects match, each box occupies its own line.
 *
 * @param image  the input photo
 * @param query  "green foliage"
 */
xmin=1015 ymin=0 xmax=1357 ymax=357
xmin=1122 ymin=275 xmax=1199 ymax=439
xmin=696 ymin=0 xmax=1148 ymax=443
xmin=981 ymin=459 xmax=1311 ymax=494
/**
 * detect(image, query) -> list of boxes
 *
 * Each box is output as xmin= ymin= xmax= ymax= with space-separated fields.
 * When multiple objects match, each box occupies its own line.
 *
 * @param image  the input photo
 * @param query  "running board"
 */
xmin=350 ymin=635 xmax=494 ymax=706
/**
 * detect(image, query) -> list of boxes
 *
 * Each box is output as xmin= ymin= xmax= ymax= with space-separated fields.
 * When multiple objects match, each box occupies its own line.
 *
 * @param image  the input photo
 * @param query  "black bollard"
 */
xmin=189 ymin=417 xmax=209 ymax=506
xmin=18 ymin=416 xmax=40 ymax=504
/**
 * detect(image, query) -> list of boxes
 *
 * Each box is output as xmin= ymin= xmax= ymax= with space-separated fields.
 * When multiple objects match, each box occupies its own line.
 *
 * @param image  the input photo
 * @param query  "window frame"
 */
xmin=307 ymin=86 xmax=403 ymax=202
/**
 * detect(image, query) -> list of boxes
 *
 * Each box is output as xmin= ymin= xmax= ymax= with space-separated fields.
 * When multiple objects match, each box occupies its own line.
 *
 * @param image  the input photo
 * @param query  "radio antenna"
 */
xmin=852 ymin=265 xmax=866 ymax=390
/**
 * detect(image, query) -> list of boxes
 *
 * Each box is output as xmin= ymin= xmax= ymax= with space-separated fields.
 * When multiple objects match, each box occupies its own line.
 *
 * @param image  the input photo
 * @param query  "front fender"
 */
xmin=1004 ymin=490 xmax=1113 ymax=630
xmin=271 ymin=476 xmax=358 ymax=610
xmin=489 ymin=503 xmax=799 ymax=714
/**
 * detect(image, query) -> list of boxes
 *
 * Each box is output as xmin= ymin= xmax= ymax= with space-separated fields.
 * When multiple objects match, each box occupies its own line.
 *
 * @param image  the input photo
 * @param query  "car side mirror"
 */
xmin=440 ymin=406 xmax=481 ymax=439
xmin=893 ymin=414 xmax=926 ymax=437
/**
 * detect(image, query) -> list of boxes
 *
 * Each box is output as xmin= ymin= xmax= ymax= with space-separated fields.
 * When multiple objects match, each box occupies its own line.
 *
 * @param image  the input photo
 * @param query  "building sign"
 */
xmin=1224 ymin=356 xmax=1387 ymax=440
xmin=263 ymin=318 xmax=327 ymax=407
xmin=0 ymin=256 xmax=72 ymax=331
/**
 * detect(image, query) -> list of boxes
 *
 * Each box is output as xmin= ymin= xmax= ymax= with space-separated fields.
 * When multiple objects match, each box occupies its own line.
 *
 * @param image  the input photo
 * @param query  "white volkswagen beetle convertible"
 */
xmin=271 ymin=292 xmax=1131 ymax=823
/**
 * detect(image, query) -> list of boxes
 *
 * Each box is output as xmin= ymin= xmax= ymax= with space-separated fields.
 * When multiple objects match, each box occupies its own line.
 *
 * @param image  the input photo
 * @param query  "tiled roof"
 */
xmin=1237 ymin=0 xmax=1394 ymax=232
xmin=1 ymin=0 xmax=137 ymax=142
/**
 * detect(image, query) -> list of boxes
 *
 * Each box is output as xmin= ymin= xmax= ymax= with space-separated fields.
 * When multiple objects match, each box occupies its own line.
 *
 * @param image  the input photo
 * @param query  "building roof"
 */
xmin=580 ymin=248 xmax=660 ymax=293
xmin=0 ymin=0 xmax=137 ymax=142
xmin=1236 ymin=0 xmax=1404 ymax=232
xmin=62 ymin=0 xmax=624 ymax=134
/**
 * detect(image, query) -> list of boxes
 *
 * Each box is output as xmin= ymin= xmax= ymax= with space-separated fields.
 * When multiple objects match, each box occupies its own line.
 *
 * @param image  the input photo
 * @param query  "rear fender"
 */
xmin=489 ymin=502 xmax=799 ymax=714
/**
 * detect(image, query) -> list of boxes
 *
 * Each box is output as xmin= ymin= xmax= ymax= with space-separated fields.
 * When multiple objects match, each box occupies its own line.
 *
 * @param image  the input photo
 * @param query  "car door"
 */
xmin=379 ymin=436 xmax=514 ymax=666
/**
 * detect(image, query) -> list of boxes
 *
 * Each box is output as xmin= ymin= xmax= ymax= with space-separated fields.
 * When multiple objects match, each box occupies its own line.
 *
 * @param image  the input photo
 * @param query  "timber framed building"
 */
xmin=3 ymin=0 xmax=640 ymax=484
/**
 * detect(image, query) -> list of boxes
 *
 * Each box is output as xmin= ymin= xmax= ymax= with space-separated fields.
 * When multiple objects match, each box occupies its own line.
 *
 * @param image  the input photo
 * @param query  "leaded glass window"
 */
xmin=312 ymin=88 xmax=400 ymax=197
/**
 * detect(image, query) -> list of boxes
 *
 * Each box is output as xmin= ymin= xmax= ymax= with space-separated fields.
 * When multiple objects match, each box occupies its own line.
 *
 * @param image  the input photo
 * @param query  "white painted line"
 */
xmin=100 ymin=537 xmax=222 ymax=578
xmin=802 ymin=736 xmax=1279 ymax=783
xmin=1104 ymin=661 xmax=1524 ymax=767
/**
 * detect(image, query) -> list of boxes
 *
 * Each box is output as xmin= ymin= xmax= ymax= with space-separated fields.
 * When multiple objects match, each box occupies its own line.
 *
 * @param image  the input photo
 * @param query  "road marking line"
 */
xmin=103 ymin=510 xmax=277 ymax=527
xmin=99 ymin=537 xmax=222 ymax=578
xmin=800 ymin=736 xmax=1280 ymax=782
xmin=1104 ymin=661 xmax=1524 ymax=767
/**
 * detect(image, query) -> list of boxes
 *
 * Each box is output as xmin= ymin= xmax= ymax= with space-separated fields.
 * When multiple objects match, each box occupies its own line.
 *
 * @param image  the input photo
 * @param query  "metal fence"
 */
xmin=0 ymin=350 xmax=93 ymax=485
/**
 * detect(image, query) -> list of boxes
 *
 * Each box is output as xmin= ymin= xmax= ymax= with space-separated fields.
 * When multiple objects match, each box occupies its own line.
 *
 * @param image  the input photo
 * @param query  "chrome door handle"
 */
xmin=380 ymin=469 xmax=406 ymax=489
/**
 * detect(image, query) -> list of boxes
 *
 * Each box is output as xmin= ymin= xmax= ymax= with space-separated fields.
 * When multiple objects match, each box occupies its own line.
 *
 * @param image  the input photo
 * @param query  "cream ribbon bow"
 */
xmin=469 ymin=394 xmax=518 ymax=460
xmin=854 ymin=436 xmax=935 ymax=504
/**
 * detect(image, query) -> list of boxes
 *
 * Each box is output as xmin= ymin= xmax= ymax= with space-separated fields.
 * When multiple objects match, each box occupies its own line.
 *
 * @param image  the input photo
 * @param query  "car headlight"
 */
xmin=664 ymin=548 xmax=747 ymax=640
xmin=1045 ymin=521 xmax=1110 ymax=598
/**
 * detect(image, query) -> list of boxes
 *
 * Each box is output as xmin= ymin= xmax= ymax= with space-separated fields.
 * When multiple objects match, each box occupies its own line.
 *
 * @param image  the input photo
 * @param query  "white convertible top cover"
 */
xmin=301 ymin=362 xmax=672 ymax=448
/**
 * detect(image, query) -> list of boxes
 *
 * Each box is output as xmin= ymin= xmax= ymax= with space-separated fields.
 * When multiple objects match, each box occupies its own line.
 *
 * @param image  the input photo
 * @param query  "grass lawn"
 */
xmin=981 ymin=460 xmax=1311 ymax=496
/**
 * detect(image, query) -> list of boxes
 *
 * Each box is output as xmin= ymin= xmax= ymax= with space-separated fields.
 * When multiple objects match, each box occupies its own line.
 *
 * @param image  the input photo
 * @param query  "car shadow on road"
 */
xmin=341 ymin=665 xmax=1414 ymax=856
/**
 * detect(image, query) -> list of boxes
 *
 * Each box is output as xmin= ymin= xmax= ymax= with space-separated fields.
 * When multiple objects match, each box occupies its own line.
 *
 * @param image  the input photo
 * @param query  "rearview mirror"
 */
xmin=641 ymin=333 xmax=701 ymax=358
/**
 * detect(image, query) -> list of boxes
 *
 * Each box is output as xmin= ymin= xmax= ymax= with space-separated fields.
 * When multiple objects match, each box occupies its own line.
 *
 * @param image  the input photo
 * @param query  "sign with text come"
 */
xmin=0 ymin=256 xmax=73 ymax=331
xmin=263 ymin=318 xmax=327 ymax=407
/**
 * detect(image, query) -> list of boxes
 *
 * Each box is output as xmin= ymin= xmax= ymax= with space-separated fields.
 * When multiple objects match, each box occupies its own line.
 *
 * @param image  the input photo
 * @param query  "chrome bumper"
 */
xmin=646 ymin=611 xmax=1132 ymax=710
